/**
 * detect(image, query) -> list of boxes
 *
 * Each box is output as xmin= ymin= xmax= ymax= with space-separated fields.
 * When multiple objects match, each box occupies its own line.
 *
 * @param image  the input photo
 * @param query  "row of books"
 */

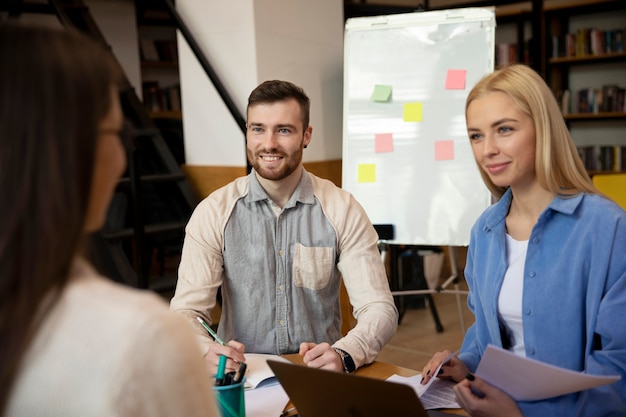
xmin=560 ymin=84 xmax=626 ymax=115
xmin=142 ymin=81 xmax=181 ymax=113
xmin=578 ymin=145 xmax=626 ymax=172
xmin=139 ymin=39 xmax=178 ymax=63
xmin=551 ymin=28 xmax=625 ymax=58
xmin=495 ymin=41 xmax=532 ymax=67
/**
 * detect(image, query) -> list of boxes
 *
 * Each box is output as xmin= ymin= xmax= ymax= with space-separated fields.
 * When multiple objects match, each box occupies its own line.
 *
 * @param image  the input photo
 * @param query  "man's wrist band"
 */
xmin=333 ymin=347 xmax=356 ymax=373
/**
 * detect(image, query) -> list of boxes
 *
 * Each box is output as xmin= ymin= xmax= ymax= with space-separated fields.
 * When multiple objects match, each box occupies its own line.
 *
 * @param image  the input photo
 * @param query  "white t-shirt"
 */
xmin=498 ymin=234 xmax=528 ymax=357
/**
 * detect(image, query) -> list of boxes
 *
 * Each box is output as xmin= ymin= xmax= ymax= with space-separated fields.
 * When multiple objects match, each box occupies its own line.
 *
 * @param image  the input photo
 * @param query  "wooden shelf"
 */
xmin=549 ymin=52 xmax=626 ymax=65
xmin=564 ymin=112 xmax=626 ymax=121
xmin=543 ymin=0 xmax=623 ymax=12
xmin=150 ymin=110 xmax=182 ymax=120
xmin=588 ymin=170 xmax=626 ymax=176
xmin=141 ymin=60 xmax=179 ymax=69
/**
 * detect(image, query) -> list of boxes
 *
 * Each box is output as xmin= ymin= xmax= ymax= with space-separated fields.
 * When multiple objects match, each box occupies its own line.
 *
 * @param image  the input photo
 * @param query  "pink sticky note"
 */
xmin=445 ymin=69 xmax=467 ymax=90
xmin=435 ymin=140 xmax=454 ymax=161
xmin=375 ymin=133 xmax=394 ymax=153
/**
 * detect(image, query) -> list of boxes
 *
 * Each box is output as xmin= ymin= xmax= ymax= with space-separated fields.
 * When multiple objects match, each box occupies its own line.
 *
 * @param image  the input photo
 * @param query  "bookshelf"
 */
xmin=136 ymin=4 xmax=182 ymax=119
xmin=544 ymin=0 xmax=626 ymax=173
xmin=494 ymin=6 xmax=533 ymax=68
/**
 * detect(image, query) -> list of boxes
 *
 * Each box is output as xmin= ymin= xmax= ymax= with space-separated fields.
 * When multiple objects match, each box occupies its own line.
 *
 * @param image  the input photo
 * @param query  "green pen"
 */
xmin=196 ymin=316 xmax=226 ymax=346
xmin=215 ymin=355 xmax=227 ymax=386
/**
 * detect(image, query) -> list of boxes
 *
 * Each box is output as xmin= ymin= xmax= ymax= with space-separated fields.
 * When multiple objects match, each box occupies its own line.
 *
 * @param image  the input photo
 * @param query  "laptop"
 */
xmin=267 ymin=360 xmax=455 ymax=417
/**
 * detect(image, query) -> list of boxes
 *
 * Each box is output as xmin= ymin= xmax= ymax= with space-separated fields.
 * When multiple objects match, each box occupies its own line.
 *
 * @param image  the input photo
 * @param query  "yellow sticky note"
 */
xmin=358 ymin=164 xmax=376 ymax=183
xmin=403 ymin=102 xmax=422 ymax=122
xmin=371 ymin=85 xmax=392 ymax=102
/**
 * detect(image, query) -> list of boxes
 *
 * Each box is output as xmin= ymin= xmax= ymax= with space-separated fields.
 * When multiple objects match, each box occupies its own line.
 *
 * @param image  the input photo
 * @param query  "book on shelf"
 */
xmin=561 ymin=84 xmax=626 ymax=115
xmin=561 ymin=89 xmax=571 ymax=115
xmin=495 ymin=40 xmax=531 ymax=68
xmin=142 ymin=81 xmax=182 ymax=114
xmin=577 ymin=145 xmax=626 ymax=172
xmin=142 ymin=81 xmax=163 ymax=112
xmin=140 ymin=39 xmax=160 ymax=62
xmin=555 ymin=27 xmax=625 ymax=58
xmin=154 ymin=40 xmax=178 ymax=62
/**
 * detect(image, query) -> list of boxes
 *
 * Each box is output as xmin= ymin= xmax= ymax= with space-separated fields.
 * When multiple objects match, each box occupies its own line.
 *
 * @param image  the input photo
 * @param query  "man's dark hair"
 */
xmin=247 ymin=80 xmax=310 ymax=130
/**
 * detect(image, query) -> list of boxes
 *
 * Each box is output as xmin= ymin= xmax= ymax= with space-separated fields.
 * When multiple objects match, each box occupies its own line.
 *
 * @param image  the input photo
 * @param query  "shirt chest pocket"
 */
xmin=293 ymin=243 xmax=334 ymax=290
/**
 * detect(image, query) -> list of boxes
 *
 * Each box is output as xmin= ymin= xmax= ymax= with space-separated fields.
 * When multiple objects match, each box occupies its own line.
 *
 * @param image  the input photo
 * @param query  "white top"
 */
xmin=6 ymin=257 xmax=219 ymax=417
xmin=498 ymin=234 xmax=528 ymax=357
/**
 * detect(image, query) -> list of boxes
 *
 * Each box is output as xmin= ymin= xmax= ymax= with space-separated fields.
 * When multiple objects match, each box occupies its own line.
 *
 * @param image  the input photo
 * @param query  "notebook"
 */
xmin=267 ymin=360 xmax=454 ymax=417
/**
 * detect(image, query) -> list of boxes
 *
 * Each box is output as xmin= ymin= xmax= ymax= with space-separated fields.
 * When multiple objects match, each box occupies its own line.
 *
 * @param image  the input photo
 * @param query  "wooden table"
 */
xmin=282 ymin=354 xmax=467 ymax=416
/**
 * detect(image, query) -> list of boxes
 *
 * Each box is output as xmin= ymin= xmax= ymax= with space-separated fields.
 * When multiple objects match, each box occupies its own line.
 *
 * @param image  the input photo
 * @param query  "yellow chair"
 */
xmin=592 ymin=173 xmax=626 ymax=211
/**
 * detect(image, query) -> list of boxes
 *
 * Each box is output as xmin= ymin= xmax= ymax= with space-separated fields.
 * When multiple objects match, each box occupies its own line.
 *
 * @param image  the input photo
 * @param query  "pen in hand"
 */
xmin=196 ymin=316 xmax=243 ymax=367
xmin=196 ymin=316 xmax=226 ymax=346
xmin=215 ymin=355 xmax=227 ymax=386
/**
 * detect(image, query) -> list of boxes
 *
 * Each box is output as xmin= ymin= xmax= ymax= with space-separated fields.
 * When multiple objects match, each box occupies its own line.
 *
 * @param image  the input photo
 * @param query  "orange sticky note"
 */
xmin=445 ymin=69 xmax=467 ymax=90
xmin=435 ymin=140 xmax=454 ymax=161
xmin=375 ymin=133 xmax=394 ymax=153
xmin=403 ymin=102 xmax=422 ymax=122
xmin=357 ymin=164 xmax=376 ymax=183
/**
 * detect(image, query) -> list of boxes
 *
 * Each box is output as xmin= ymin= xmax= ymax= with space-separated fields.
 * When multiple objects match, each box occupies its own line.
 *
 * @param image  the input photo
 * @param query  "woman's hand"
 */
xmin=421 ymin=349 xmax=469 ymax=385
xmin=454 ymin=373 xmax=522 ymax=417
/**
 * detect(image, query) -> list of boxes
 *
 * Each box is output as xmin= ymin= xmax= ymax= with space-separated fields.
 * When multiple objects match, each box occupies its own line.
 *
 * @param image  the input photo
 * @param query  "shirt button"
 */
xmin=528 ymin=348 xmax=535 ymax=355
xmin=278 ymin=250 xmax=284 ymax=256
xmin=529 ymin=271 xmax=536 ymax=278
xmin=532 ymin=237 xmax=539 ymax=243
xmin=525 ymin=309 xmax=531 ymax=315
xmin=279 ymin=320 xmax=284 ymax=325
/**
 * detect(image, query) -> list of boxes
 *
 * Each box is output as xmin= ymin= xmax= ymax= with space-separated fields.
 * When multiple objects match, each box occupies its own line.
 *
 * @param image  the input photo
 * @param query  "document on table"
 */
xmin=475 ymin=344 xmax=621 ymax=401
xmin=387 ymin=373 xmax=460 ymax=409
xmin=387 ymin=353 xmax=460 ymax=410
xmin=243 ymin=353 xmax=292 ymax=389
xmin=244 ymin=383 xmax=290 ymax=417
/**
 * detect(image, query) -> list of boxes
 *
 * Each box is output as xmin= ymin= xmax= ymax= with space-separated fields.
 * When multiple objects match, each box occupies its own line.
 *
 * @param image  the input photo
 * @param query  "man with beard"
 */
xmin=170 ymin=80 xmax=398 ymax=376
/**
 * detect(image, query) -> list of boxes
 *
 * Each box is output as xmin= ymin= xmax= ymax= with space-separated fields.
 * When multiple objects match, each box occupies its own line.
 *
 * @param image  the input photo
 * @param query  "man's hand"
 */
xmin=204 ymin=340 xmax=245 ymax=376
xmin=299 ymin=342 xmax=343 ymax=372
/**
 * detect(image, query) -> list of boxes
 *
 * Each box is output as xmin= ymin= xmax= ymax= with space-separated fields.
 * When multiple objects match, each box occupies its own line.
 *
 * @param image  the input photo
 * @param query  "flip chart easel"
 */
xmin=342 ymin=8 xmax=496 ymax=334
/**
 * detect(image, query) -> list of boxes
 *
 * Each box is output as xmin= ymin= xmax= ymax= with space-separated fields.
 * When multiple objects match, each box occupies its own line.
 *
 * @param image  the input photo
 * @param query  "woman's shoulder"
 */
xmin=578 ymin=193 xmax=626 ymax=221
xmin=64 ymin=259 xmax=186 ymax=339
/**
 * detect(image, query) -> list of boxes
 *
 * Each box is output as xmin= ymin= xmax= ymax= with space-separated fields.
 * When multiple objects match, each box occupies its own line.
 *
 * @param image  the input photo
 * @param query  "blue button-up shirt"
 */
xmin=460 ymin=188 xmax=626 ymax=416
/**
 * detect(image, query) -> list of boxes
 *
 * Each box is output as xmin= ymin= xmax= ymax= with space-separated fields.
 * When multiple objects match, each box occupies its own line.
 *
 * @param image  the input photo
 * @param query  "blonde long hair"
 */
xmin=465 ymin=64 xmax=596 ymax=198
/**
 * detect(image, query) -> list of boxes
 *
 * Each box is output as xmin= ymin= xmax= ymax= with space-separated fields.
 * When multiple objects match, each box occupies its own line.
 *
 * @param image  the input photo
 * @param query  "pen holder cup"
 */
xmin=213 ymin=377 xmax=246 ymax=417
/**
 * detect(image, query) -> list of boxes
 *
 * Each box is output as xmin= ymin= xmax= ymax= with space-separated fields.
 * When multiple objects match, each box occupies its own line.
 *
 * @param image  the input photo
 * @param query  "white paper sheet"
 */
xmin=387 ymin=352 xmax=460 ymax=410
xmin=475 ymin=344 xmax=621 ymax=401
xmin=387 ymin=374 xmax=460 ymax=409
xmin=244 ymin=383 xmax=290 ymax=417
xmin=243 ymin=353 xmax=291 ymax=389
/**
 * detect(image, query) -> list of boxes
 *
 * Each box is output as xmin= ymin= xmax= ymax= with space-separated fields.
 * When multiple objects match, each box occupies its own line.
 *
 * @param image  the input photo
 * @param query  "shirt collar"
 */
xmin=247 ymin=168 xmax=315 ymax=207
xmin=484 ymin=187 xmax=585 ymax=230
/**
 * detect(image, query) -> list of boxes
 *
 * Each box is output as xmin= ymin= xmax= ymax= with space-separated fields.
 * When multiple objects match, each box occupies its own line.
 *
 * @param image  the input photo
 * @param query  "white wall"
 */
xmin=254 ymin=0 xmax=344 ymax=162
xmin=7 ymin=0 xmax=141 ymax=98
xmin=177 ymin=0 xmax=344 ymax=166
xmin=87 ymin=0 xmax=141 ymax=98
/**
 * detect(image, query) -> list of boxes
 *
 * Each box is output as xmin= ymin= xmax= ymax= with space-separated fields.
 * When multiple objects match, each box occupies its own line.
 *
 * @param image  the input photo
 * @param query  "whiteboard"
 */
xmin=341 ymin=8 xmax=495 ymax=246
